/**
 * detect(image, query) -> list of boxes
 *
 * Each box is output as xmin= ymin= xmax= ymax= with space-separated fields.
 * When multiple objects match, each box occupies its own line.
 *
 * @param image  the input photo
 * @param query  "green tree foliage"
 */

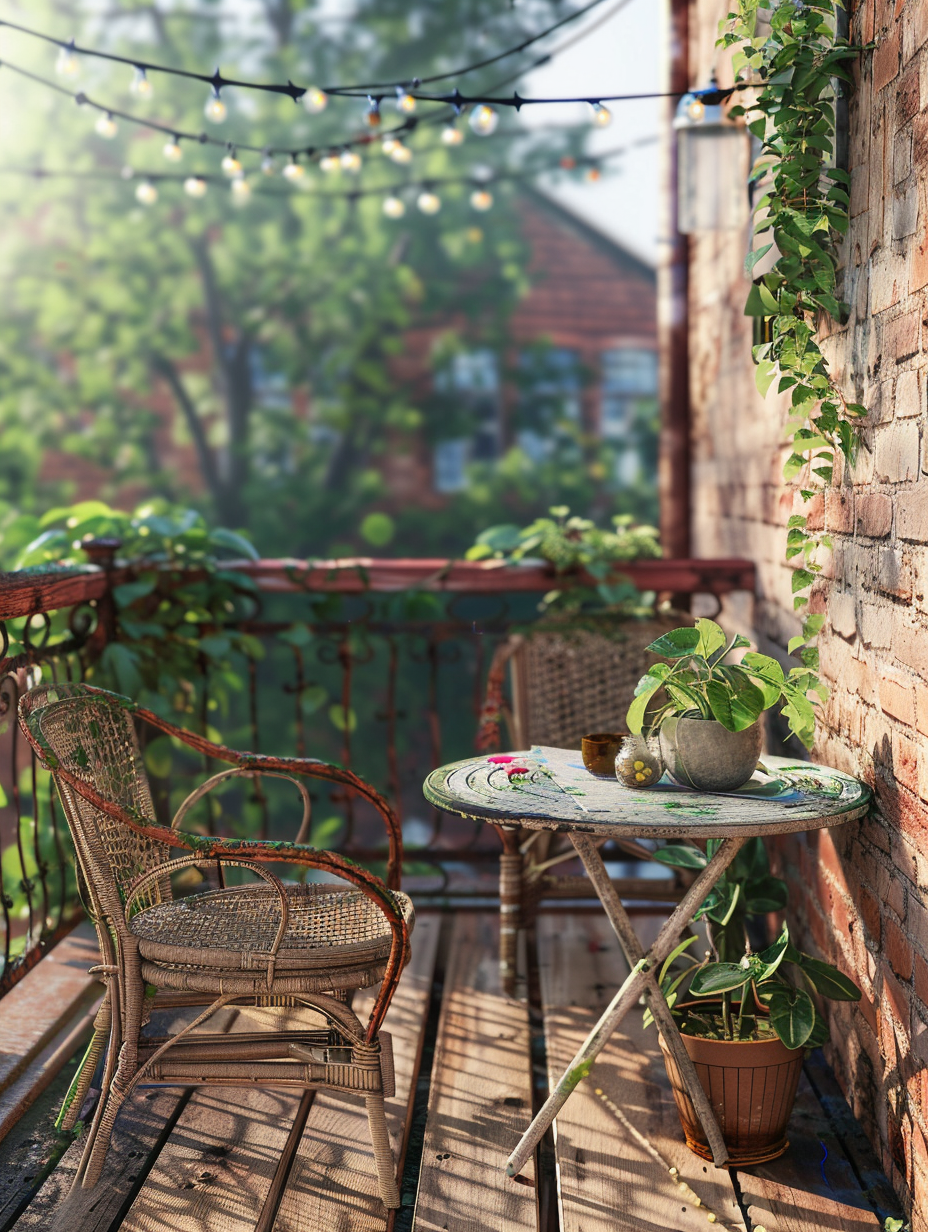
xmin=0 ymin=0 xmax=640 ymax=556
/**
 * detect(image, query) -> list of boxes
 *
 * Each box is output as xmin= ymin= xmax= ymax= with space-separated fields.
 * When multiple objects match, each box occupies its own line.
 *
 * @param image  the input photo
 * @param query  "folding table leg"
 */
xmin=505 ymin=834 xmax=745 ymax=1179
xmin=570 ymin=832 xmax=740 ymax=1168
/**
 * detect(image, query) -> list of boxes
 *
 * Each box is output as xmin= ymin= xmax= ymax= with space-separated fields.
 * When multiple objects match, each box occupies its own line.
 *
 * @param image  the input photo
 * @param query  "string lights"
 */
xmin=1 ymin=13 xmax=737 ymax=126
xmin=130 ymin=67 xmax=153 ymax=99
xmin=204 ymin=87 xmax=228 ymax=123
xmin=469 ymin=105 xmax=500 ymax=136
xmin=94 ymin=112 xmax=117 ymax=139
xmin=417 ymin=189 xmax=441 ymax=214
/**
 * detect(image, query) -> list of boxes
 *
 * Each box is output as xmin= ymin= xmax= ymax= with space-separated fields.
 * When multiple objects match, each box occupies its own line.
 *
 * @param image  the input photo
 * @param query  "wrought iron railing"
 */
xmin=0 ymin=552 xmax=755 ymax=997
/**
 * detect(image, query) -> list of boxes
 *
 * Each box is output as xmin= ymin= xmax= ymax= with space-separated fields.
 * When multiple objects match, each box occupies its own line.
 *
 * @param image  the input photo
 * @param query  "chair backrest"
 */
xmin=508 ymin=614 xmax=692 ymax=749
xmin=18 ymin=683 xmax=172 ymax=926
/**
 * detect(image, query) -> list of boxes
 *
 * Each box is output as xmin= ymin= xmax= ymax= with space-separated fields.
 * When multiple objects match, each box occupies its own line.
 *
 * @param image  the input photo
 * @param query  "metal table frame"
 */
xmin=423 ymin=753 xmax=870 ymax=1179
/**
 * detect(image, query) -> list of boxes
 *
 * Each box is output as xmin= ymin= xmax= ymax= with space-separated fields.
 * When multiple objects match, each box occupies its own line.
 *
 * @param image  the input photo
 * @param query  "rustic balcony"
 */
xmin=0 ymin=558 xmax=903 ymax=1232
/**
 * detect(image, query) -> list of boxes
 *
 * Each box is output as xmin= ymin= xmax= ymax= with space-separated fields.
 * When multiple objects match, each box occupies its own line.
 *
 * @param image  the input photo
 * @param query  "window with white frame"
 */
xmin=515 ymin=346 xmax=582 ymax=462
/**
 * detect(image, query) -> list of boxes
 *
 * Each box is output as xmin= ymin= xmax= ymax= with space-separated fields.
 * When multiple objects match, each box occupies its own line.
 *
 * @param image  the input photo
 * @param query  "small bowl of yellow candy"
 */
xmin=615 ymin=735 xmax=664 ymax=790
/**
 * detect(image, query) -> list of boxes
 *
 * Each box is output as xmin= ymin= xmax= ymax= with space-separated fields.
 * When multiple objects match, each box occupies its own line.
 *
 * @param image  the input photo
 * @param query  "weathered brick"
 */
xmin=887 ymin=916 xmax=916 ymax=981
xmin=917 ymin=954 xmax=928 ymax=1009
xmin=874 ymin=420 xmax=921 ymax=482
xmin=829 ymin=591 xmax=858 ymax=639
xmin=898 ymin=491 xmax=928 ymax=541
xmin=894 ymin=179 xmax=919 ymax=238
xmin=884 ymin=966 xmax=911 ymax=1032
xmin=895 ymin=367 xmax=925 ymax=418
xmin=861 ymin=601 xmax=893 ymax=649
xmin=870 ymin=248 xmax=901 ymax=314
xmin=892 ymin=612 xmax=928 ymax=678
xmin=874 ymin=26 xmax=902 ymax=92
xmin=893 ymin=729 xmax=922 ymax=795
xmin=825 ymin=487 xmax=855 ymax=533
xmin=897 ymin=69 xmax=921 ymax=122
xmin=856 ymin=491 xmax=895 ymax=536
xmin=886 ymin=310 xmax=922 ymax=361
xmin=859 ymin=884 xmax=883 ymax=943
xmin=880 ymin=674 xmax=917 ymax=724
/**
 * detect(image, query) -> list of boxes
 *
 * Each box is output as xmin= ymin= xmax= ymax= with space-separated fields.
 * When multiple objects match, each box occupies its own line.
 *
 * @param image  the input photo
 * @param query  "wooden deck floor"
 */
xmin=0 ymin=910 xmax=902 ymax=1232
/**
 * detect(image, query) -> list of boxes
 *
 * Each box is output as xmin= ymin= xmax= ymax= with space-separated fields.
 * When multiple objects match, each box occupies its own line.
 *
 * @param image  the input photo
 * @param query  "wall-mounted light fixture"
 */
xmin=673 ymin=78 xmax=748 ymax=234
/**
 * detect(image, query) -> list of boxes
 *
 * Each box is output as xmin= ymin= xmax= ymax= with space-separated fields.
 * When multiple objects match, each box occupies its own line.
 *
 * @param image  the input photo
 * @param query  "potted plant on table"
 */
xmin=625 ymin=616 xmax=826 ymax=792
xmin=648 ymin=838 xmax=861 ymax=1164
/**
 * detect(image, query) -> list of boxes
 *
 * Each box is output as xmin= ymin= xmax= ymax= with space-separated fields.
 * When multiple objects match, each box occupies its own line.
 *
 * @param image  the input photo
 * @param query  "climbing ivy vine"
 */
xmin=719 ymin=0 xmax=864 ymax=618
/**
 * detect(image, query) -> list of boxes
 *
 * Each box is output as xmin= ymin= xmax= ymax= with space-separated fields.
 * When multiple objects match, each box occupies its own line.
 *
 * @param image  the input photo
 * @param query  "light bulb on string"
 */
xmin=282 ymin=156 xmax=305 ymax=182
xmin=390 ymin=142 xmax=413 ymax=165
xmin=319 ymin=154 xmax=340 ymax=174
xmin=261 ymin=150 xmax=276 ymax=175
xmin=396 ymin=87 xmax=417 ymax=114
xmin=55 ymin=41 xmax=79 ymax=78
xmin=135 ymin=181 xmax=158 ymax=206
xmin=95 ymin=112 xmax=118 ymax=139
xmin=381 ymin=136 xmax=400 ymax=157
xmin=222 ymin=150 xmax=243 ymax=178
xmin=231 ymin=178 xmax=252 ymax=206
xmin=586 ymin=165 xmax=601 ymax=182
xmin=590 ymin=102 xmax=612 ymax=128
xmin=441 ymin=123 xmax=464 ymax=147
xmin=204 ymin=87 xmax=227 ymax=123
xmin=469 ymin=104 xmax=499 ymax=136
xmin=130 ymin=67 xmax=153 ymax=99
xmin=687 ymin=96 xmax=705 ymax=122
xmin=184 ymin=176 xmax=208 ymax=198
xmin=163 ymin=136 xmax=183 ymax=162
xmin=470 ymin=188 xmax=493 ymax=211
xmin=417 ymin=190 xmax=441 ymax=215
xmin=366 ymin=97 xmax=382 ymax=127
xmin=340 ymin=149 xmax=362 ymax=173
xmin=303 ymin=87 xmax=327 ymax=114
xmin=382 ymin=195 xmax=406 ymax=219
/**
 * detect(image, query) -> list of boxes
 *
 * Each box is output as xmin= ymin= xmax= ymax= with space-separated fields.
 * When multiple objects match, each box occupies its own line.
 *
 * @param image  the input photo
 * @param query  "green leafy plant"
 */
xmin=719 ymin=2 xmax=865 ymax=608
xmin=465 ymin=505 xmax=661 ymax=612
xmin=647 ymin=837 xmax=860 ymax=1048
xmin=626 ymin=616 xmax=826 ymax=749
xmin=1 ymin=500 xmax=261 ymax=719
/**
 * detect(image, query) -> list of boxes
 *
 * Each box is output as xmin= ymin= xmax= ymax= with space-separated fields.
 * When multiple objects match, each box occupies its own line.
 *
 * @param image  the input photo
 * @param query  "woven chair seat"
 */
xmin=131 ymin=882 xmax=414 ymax=995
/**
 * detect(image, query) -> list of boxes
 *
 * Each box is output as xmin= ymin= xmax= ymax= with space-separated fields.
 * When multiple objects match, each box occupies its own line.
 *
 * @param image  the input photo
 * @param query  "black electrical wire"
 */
xmin=0 ymin=0 xmax=619 ymax=102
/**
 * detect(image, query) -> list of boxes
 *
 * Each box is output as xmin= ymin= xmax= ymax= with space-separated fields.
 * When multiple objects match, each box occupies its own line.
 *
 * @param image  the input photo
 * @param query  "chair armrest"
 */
xmin=126 ymin=695 xmax=402 ymax=889
xmin=171 ymin=767 xmax=313 ymax=843
xmin=38 ymin=760 xmax=408 ymax=1041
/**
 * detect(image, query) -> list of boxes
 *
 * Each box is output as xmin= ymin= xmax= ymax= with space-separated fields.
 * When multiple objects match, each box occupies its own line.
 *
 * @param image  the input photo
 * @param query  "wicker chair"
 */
xmin=477 ymin=614 xmax=690 ymax=990
xmin=18 ymin=682 xmax=412 ymax=1208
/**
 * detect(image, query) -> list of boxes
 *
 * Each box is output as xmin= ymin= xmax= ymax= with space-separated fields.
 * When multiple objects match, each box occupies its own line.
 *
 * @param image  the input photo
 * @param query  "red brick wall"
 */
xmin=686 ymin=1 xmax=928 ymax=1221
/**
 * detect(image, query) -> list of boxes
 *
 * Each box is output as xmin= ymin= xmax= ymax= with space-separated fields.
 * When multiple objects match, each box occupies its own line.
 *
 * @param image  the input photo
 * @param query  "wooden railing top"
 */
xmin=0 ymin=556 xmax=756 ymax=620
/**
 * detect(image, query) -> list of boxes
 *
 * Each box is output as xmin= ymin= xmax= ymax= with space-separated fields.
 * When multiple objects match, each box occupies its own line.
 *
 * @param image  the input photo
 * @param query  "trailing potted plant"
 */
xmin=625 ymin=616 xmax=826 ymax=791
xmin=648 ymin=838 xmax=861 ymax=1164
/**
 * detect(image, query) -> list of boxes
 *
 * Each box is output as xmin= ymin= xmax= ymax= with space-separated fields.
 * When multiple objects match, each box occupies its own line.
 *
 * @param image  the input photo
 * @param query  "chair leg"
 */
xmin=79 ymin=983 xmax=148 ymax=1189
xmin=365 ymin=1092 xmax=400 ymax=1209
xmin=58 ymin=995 xmax=111 ymax=1132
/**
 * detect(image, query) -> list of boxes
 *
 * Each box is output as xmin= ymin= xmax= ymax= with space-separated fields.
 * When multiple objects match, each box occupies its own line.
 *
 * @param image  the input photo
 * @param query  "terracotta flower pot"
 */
xmin=658 ymin=715 xmax=763 ymax=792
xmin=658 ymin=1003 xmax=805 ymax=1165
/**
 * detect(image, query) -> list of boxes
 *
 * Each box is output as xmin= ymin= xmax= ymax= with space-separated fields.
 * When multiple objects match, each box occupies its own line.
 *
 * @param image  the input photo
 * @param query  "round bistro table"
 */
xmin=423 ymin=751 xmax=870 ymax=1178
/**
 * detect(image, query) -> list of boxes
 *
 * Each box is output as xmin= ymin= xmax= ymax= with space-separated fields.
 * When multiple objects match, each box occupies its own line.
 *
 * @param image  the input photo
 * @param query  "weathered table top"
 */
xmin=422 ymin=749 xmax=871 ymax=840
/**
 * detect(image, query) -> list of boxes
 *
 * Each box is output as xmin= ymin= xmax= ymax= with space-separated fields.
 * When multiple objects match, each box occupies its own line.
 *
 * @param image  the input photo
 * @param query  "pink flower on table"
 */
xmin=506 ymin=766 xmax=530 ymax=778
xmin=487 ymin=755 xmax=516 ymax=764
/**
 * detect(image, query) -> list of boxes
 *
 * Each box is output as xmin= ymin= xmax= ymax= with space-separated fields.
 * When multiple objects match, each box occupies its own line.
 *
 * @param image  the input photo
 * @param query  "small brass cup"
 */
xmin=581 ymin=731 xmax=628 ymax=777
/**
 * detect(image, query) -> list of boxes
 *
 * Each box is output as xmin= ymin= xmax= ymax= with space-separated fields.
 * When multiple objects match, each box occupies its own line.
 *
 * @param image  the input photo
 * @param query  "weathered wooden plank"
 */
xmin=120 ymin=1086 xmax=303 ymax=1232
xmin=410 ymin=912 xmax=536 ymax=1232
xmin=536 ymin=912 xmax=746 ymax=1232
xmin=272 ymin=912 xmax=441 ymax=1232
xmin=737 ymin=1074 xmax=882 ymax=1232
xmin=12 ymin=1006 xmax=239 ymax=1232
xmin=0 ymin=926 xmax=99 ymax=1108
